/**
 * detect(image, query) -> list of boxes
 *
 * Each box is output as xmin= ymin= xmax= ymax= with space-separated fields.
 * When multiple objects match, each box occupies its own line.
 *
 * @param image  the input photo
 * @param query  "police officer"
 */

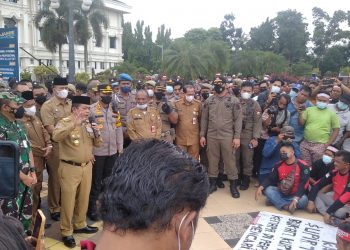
xmin=40 ymin=77 xmax=72 ymax=221
xmin=127 ymin=89 xmax=162 ymax=140
xmin=88 ymin=84 xmax=123 ymax=221
xmin=0 ymin=92 xmax=37 ymax=232
xmin=21 ymin=91 xmax=52 ymax=215
xmin=236 ymin=82 xmax=262 ymax=190
xmin=174 ymin=84 xmax=201 ymax=159
xmin=114 ymin=73 xmax=136 ymax=147
xmin=200 ymin=78 xmax=243 ymax=198
xmin=52 ymin=96 xmax=101 ymax=248
xmin=154 ymin=85 xmax=177 ymax=143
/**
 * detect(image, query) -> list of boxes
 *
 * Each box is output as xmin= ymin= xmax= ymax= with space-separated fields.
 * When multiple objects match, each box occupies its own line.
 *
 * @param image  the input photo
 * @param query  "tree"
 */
xmin=33 ymin=65 xmax=58 ymax=83
xmin=290 ymin=61 xmax=313 ymax=77
xmin=74 ymin=0 xmax=109 ymax=73
xmin=273 ymin=10 xmax=309 ymax=64
xmin=230 ymin=50 xmax=288 ymax=77
xmin=184 ymin=28 xmax=208 ymax=45
xmin=247 ymin=18 xmax=276 ymax=51
xmin=220 ymin=13 xmax=246 ymax=50
xmin=319 ymin=46 xmax=349 ymax=75
xmin=34 ymin=0 xmax=68 ymax=74
xmin=122 ymin=21 xmax=134 ymax=61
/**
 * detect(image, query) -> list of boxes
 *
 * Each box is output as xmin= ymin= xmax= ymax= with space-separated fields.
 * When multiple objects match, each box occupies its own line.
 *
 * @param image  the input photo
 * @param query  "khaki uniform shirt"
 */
xmin=52 ymin=114 xmax=102 ymax=163
xmin=127 ymin=107 xmax=162 ymax=140
xmin=40 ymin=96 xmax=72 ymax=133
xmin=22 ymin=115 xmax=51 ymax=157
xmin=240 ymin=98 xmax=262 ymax=140
xmin=114 ymin=93 xmax=136 ymax=127
xmin=90 ymin=102 xmax=123 ymax=156
xmin=200 ymin=94 xmax=243 ymax=139
xmin=175 ymin=98 xmax=201 ymax=146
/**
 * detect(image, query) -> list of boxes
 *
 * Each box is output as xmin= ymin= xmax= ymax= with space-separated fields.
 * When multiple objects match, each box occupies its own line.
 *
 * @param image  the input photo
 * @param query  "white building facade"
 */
xmin=0 ymin=0 xmax=131 ymax=78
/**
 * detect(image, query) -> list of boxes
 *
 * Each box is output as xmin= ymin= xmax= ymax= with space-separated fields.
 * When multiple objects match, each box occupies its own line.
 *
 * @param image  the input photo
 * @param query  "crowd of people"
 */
xmin=1 ymin=72 xmax=350 ymax=249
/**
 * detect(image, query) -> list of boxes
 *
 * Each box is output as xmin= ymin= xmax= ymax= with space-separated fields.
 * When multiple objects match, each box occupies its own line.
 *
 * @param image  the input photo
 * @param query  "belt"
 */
xmin=161 ymin=131 xmax=171 ymax=137
xmin=61 ymin=159 xmax=90 ymax=167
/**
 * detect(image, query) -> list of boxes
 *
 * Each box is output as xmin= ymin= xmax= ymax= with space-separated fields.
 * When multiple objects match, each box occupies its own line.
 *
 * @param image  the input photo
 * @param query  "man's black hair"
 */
xmin=241 ymin=81 xmax=254 ymax=89
xmin=183 ymin=84 xmax=194 ymax=93
xmin=280 ymin=141 xmax=295 ymax=150
xmin=335 ymin=150 xmax=350 ymax=164
xmin=279 ymin=93 xmax=291 ymax=105
xmin=75 ymin=83 xmax=87 ymax=93
xmin=300 ymin=86 xmax=312 ymax=97
xmin=272 ymin=78 xmax=285 ymax=86
xmin=99 ymin=139 xmax=209 ymax=232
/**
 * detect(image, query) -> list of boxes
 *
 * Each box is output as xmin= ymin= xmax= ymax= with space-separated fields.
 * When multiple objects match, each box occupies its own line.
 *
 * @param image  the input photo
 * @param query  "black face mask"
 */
xmin=154 ymin=92 xmax=164 ymax=101
xmin=214 ymin=85 xmax=224 ymax=94
xmin=201 ymin=92 xmax=210 ymax=100
xmin=67 ymin=93 xmax=74 ymax=100
xmin=260 ymin=87 xmax=267 ymax=92
xmin=11 ymin=106 xmax=25 ymax=119
xmin=35 ymin=95 xmax=47 ymax=105
xmin=280 ymin=152 xmax=289 ymax=161
xmin=101 ymin=95 xmax=112 ymax=104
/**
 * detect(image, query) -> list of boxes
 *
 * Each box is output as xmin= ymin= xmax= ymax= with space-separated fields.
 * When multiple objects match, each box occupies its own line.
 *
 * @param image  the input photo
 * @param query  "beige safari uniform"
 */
xmin=40 ymin=96 xmax=71 ymax=214
xmin=114 ymin=93 xmax=136 ymax=128
xmin=200 ymin=94 xmax=243 ymax=180
xmin=236 ymin=98 xmax=262 ymax=176
xmin=175 ymin=98 xmax=201 ymax=159
xmin=52 ymin=115 xmax=101 ymax=237
xmin=22 ymin=115 xmax=51 ymax=215
xmin=127 ymin=107 xmax=162 ymax=140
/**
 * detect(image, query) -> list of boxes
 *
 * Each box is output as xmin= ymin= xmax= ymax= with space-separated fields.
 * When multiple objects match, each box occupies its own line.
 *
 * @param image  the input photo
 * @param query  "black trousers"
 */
xmin=252 ymin=138 xmax=266 ymax=177
xmin=88 ymin=153 xmax=118 ymax=213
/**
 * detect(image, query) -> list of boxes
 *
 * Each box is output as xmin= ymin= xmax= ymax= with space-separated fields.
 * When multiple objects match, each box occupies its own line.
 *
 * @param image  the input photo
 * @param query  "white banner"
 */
xmin=234 ymin=211 xmax=337 ymax=250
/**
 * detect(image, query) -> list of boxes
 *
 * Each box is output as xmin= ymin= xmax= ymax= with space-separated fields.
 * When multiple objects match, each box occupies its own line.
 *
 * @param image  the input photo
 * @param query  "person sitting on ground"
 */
xmin=255 ymin=142 xmax=310 ymax=214
xmin=309 ymin=146 xmax=338 ymax=185
xmin=337 ymin=221 xmax=350 ymax=250
xmin=259 ymin=126 xmax=301 ymax=184
xmin=97 ymin=139 xmax=209 ymax=250
xmin=307 ymin=150 xmax=350 ymax=225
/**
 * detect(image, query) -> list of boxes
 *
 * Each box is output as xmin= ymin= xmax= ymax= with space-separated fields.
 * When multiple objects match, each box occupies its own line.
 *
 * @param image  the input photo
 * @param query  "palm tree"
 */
xmin=74 ymin=0 xmax=109 ymax=73
xmin=35 ymin=0 xmax=69 ymax=75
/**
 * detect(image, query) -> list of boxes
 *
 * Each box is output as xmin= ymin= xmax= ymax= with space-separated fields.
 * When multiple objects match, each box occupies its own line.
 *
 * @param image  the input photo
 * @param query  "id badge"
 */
xmin=151 ymin=125 xmax=156 ymax=133
xmin=22 ymin=140 xmax=28 ymax=148
xmin=192 ymin=117 xmax=197 ymax=125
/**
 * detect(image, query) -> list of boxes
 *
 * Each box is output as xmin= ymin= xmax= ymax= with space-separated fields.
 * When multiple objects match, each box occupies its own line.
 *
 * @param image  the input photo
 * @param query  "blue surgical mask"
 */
xmin=322 ymin=155 xmax=332 ymax=165
xmin=337 ymin=101 xmax=348 ymax=111
xmin=289 ymin=90 xmax=297 ymax=99
xmin=271 ymin=85 xmax=281 ymax=94
xmin=166 ymin=86 xmax=174 ymax=94
xmin=121 ymin=86 xmax=131 ymax=93
xmin=316 ymin=101 xmax=327 ymax=110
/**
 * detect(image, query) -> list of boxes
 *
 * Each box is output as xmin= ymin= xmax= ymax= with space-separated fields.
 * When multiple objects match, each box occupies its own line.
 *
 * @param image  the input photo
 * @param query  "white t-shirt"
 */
xmin=328 ymin=104 xmax=350 ymax=143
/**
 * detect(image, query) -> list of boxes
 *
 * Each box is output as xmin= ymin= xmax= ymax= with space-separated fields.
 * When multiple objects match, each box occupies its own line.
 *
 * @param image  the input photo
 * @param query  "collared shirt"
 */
xmin=287 ymin=98 xmax=312 ymax=143
xmin=240 ymin=98 xmax=262 ymax=139
xmin=22 ymin=115 xmax=51 ymax=157
xmin=40 ymin=96 xmax=72 ymax=127
xmin=114 ymin=93 xmax=136 ymax=127
xmin=328 ymin=104 xmax=350 ymax=144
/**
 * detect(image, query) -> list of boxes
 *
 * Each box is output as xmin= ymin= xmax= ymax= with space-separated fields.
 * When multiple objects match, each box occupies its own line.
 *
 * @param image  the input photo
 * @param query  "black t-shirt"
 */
xmin=310 ymin=159 xmax=334 ymax=182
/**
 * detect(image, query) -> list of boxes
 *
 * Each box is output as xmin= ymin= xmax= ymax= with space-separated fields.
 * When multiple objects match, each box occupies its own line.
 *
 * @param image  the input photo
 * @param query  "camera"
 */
xmin=323 ymin=78 xmax=334 ymax=86
xmin=267 ymin=105 xmax=279 ymax=115
xmin=283 ymin=135 xmax=295 ymax=140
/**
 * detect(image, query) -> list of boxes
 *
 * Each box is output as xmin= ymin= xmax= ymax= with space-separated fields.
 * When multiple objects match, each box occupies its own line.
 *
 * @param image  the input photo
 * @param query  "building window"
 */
xmin=30 ymin=59 xmax=34 ymax=64
xmin=47 ymin=59 xmax=52 ymax=66
xmin=100 ymin=62 xmax=104 ymax=70
xmin=109 ymin=36 xmax=116 ymax=49
xmin=8 ymin=0 xmax=18 ymax=3
xmin=95 ymin=38 xmax=102 ymax=47
xmin=67 ymin=60 xmax=69 ymax=68
xmin=78 ymin=61 xmax=81 ymax=69
xmin=94 ymin=62 xmax=97 ymax=69
xmin=4 ymin=18 xmax=17 ymax=28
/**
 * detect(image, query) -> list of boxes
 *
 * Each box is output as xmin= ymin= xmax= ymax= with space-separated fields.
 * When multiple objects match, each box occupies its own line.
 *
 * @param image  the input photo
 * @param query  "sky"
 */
xmin=123 ymin=0 xmax=347 ymax=39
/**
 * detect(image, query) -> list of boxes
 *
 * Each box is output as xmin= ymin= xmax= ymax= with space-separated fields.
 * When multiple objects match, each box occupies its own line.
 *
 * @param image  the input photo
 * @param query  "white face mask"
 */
xmin=271 ymin=85 xmax=281 ymax=94
xmin=24 ymin=106 xmax=37 ymax=116
xmin=136 ymin=103 xmax=148 ymax=110
xmin=147 ymin=89 xmax=154 ymax=97
xmin=185 ymin=95 xmax=194 ymax=102
xmin=241 ymin=92 xmax=252 ymax=99
xmin=177 ymin=212 xmax=194 ymax=250
xmin=57 ymin=89 xmax=68 ymax=99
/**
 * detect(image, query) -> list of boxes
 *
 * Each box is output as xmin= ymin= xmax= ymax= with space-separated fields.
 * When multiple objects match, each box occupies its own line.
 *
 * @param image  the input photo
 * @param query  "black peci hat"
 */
xmin=72 ymin=96 xmax=90 ymax=105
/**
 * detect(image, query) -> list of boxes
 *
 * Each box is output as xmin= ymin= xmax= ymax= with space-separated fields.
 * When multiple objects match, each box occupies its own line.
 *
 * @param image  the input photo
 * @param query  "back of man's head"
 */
xmin=99 ymin=139 xmax=209 ymax=232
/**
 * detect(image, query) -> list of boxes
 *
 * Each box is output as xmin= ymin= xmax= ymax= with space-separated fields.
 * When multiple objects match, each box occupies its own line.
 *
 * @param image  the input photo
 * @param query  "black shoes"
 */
xmin=73 ymin=225 xmax=99 ymax=234
xmin=216 ymin=173 xmax=225 ymax=188
xmin=50 ymin=212 xmax=60 ymax=221
xmin=230 ymin=180 xmax=240 ymax=198
xmin=62 ymin=235 xmax=76 ymax=248
xmin=239 ymin=175 xmax=250 ymax=190
xmin=209 ymin=177 xmax=217 ymax=194
xmin=87 ymin=212 xmax=100 ymax=222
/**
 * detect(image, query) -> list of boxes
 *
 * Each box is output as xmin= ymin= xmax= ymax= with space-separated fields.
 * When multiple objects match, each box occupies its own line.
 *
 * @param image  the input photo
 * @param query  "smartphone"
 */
xmin=32 ymin=209 xmax=46 ymax=250
xmin=298 ymin=105 xmax=306 ymax=111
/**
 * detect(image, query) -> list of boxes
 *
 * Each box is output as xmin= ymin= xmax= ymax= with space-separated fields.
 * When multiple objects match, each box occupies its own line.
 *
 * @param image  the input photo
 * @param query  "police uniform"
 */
xmin=175 ymin=97 xmax=201 ymax=159
xmin=52 ymin=96 xmax=101 ymax=239
xmin=88 ymin=84 xmax=123 ymax=219
xmin=21 ymin=91 xmax=52 ymax=215
xmin=127 ymin=106 xmax=162 ymax=140
xmin=0 ymin=92 xmax=34 ymax=231
xmin=200 ymin=82 xmax=243 ymax=198
xmin=236 ymin=97 xmax=262 ymax=189
xmin=40 ymin=77 xmax=71 ymax=216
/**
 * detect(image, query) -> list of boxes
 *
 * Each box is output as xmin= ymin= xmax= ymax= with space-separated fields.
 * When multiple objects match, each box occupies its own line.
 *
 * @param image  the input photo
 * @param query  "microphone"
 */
xmin=88 ymin=116 xmax=99 ymax=138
